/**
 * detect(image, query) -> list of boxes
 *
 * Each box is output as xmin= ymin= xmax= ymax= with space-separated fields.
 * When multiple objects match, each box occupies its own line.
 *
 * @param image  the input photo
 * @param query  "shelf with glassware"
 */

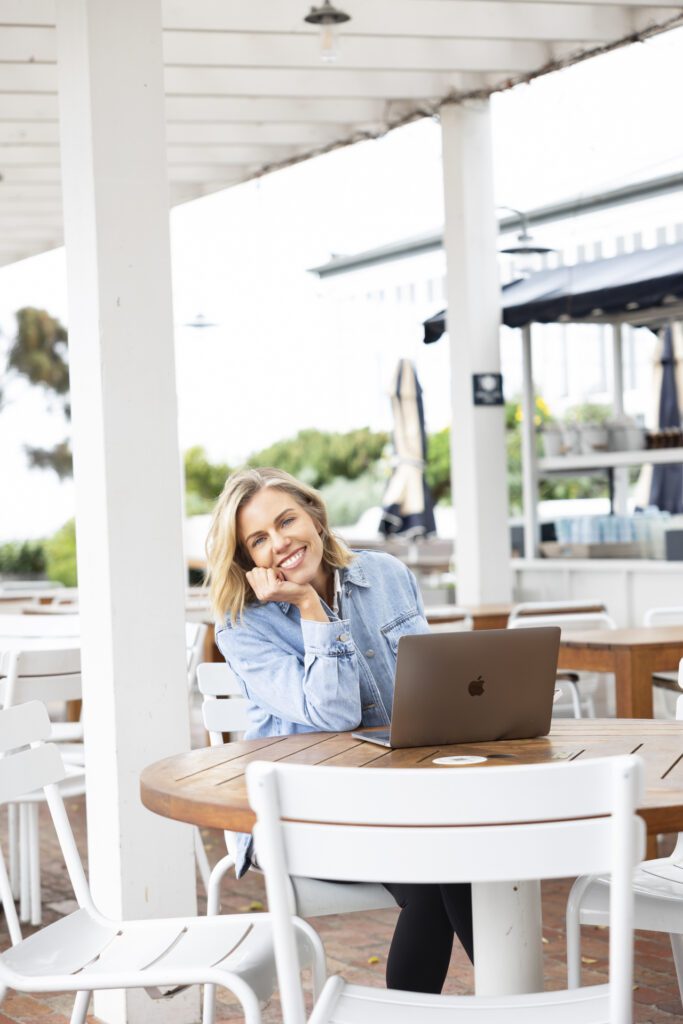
xmin=538 ymin=447 xmax=683 ymax=473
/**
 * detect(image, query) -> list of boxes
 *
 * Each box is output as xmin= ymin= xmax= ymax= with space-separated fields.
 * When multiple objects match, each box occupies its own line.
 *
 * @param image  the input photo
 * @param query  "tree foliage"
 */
xmin=44 ymin=519 xmax=78 ymax=587
xmin=8 ymin=307 xmax=72 ymax=477
xmin=249 ymin=427 xmax=389 ymax=489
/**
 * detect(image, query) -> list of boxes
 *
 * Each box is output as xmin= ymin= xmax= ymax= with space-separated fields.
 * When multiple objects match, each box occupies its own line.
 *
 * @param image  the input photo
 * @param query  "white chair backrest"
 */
xmin=0 ymin=702 xmax=92 ymax=944
xmin=197 ymin=662 xmax=248 ymax=739
xmin=0 ymin=613 xmax=80 ymax=638
xmin=426 ymin=606 xmax=473 ymax=633
xmin=0 ymin=645 xmax=82 ymax=708
xmin=0 ymin=581 xmax=64 ymax=593
xmin=248 ymin=756 xmax=644 ymax=1024
xmin=509 ymin=611 xmax=616 ymax=635
xmin=644 ymin=606 xmax=683 ymax=627
xmin=185 ymin=621 xmax=208 ymax=690
xmin=508 ymin=599 xmax=606 ymax=624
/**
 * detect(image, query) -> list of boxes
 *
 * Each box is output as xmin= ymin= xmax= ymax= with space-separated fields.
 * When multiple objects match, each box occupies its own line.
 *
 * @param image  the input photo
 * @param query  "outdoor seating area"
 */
xmin=2 ymin=589 xmax=683 ymax=1022
xmin=5 ymin=4 xmax=683 ymax=1024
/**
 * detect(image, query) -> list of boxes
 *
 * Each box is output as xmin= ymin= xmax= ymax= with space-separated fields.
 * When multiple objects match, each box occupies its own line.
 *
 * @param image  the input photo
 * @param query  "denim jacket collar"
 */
xmin=276 ymin=553 xmax=370 ymax=615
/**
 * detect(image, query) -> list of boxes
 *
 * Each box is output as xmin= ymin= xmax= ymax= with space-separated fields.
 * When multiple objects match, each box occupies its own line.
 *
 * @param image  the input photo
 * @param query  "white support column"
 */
xmin=521 ymin=325 xmax=540 ymax=558
xmin=612 ymin=322 xmax=629 ymax=515
xmin=440 ymin=100 xmax=512 ymax=604
xmin=55 ymin=3 xmax=198 ymax=1022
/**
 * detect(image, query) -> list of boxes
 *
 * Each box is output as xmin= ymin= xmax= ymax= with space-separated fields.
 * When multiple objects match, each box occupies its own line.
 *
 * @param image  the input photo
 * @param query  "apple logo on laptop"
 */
xmin=468 ymin=675 xmax=485 ymax=697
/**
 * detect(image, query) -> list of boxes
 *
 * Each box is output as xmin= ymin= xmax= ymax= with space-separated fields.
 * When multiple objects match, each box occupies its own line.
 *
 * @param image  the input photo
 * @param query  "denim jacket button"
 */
xmin=337 ymin=632 xmax=350 ymax=643
xmin=365 ymin=649 xmax=375 ymax=658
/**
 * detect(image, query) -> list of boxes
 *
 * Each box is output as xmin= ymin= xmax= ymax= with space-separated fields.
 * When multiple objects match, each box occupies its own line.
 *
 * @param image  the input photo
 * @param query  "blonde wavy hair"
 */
xmin=206 ymin=466 xmax=354 ymax=624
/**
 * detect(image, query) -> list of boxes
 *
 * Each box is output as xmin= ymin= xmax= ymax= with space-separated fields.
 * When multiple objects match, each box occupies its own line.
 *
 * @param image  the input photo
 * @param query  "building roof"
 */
xmin=2 ymin=1 xmax=683 ymax=268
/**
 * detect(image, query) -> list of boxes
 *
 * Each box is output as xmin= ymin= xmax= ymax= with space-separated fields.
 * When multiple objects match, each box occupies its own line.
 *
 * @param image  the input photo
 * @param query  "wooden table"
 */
xmin=426 ymin=602 xmax=606 ymax=631
xmin=558 ymin=625 xmax=683 ymax=719
xmin=141 ymin=719 xmax=683 ymax=996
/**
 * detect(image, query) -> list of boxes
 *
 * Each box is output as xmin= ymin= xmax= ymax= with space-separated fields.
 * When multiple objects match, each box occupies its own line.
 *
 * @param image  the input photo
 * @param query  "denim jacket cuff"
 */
xmin=301 ymin=617 xmax=355 ymax=656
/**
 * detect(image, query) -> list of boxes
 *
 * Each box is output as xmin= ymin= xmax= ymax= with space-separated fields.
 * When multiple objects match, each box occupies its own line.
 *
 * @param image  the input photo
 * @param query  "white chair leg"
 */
xmin=202 ymin=983 xmax=217 ymax=1024
xmin=29 ymin=803 xmax=42 ymax=926
xmin=567 ymin=681 xmax=583 ymax=719
xmin=566 ymin=875 xmax=595 ymax=988
xmin=671 ymin=933 xmax=683 ymax=1002
xmin=8 ymin=804 xmax=19 ymax=900
xmin=70 ymin=990 xmax=91 ymax=1024
xmin=19 ymin=803 xmax=30 ymax=923
xmin=194 ymin=827 xmax=211 ymax=895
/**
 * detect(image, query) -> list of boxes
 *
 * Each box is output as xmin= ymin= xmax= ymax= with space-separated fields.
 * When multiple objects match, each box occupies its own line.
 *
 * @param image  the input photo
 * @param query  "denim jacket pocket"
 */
xmin=380 ymin=606 xmax=425 ymax=655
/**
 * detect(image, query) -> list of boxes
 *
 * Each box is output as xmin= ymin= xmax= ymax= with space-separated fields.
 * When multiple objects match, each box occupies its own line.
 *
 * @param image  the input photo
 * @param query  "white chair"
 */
xmin=197 ymin=663 xmax=396 ymax=920
xmin=247 ymin=751 xmax=644 ymax=1024
xmin=508 ymin=601 xmax=616 ymax=718
xmin=566 ymin=656 xmax=683 ymax=1002
xmin=0 ymin=701 xmax=323 ymax=1024
xmin=185 ymin=621 xmax=208 ymax=693
xmin=0 ymin=613 xmax=80 ymax=637
xmin=0 ymin=644 xmax=85 ymax=926
xmin=425 ymin=606 xmax=473 ymax=633
xmin=643 ymin=606 xmax=683 ymax=718
xmin=195 ymin=662 xmax=396 ymax=1022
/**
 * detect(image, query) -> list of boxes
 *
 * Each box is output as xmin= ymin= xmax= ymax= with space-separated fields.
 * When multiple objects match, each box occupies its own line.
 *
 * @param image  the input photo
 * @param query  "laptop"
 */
xmin=352 ymin=626 xmax=561 ymax=749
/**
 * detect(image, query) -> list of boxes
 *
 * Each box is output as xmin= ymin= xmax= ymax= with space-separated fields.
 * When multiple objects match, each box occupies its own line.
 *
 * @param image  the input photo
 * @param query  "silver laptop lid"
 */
xmin=389 ymin=626 xmax=560 ymax=748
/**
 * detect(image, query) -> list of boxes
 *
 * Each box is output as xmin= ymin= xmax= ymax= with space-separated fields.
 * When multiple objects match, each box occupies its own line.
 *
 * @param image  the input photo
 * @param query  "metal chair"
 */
xmin=508 ymin=601 xmax=616 ymax=718
xmin=425 ymin=606 xmax=474 ymax=633
xmin=643 ymin=606 xmax=683 ymax=719
xmin=566 ymin=657 xmax=683 ymax=1003
xmin=0 ymin=644 xmax=84 ymax=925
xmin=0 ymin=701 xmax=322 ymax=1024
xmin=247 ymin=752 xmax=644 ymax=1024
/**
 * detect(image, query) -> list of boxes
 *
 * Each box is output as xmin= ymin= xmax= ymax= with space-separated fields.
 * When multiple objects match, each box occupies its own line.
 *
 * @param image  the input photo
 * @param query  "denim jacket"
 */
xmin=215 ymin=549 xmax=431 ymax=876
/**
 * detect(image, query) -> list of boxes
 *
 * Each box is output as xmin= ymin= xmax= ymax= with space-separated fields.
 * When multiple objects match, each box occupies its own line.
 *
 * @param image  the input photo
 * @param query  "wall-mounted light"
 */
xmin=304 ymin=1 xmax=351 ymax=63
xmin=498 ymin=206 xmax=555 ymax=278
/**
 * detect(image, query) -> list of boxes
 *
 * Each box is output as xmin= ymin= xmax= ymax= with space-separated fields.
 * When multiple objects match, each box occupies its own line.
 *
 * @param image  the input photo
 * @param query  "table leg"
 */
xmin=613 ymin=648 xmax=653 ymax=719
xmin=472 ymin=880 xmax=543 ymax=995
xmin=66 ymin=699 xmax=82 ymax=723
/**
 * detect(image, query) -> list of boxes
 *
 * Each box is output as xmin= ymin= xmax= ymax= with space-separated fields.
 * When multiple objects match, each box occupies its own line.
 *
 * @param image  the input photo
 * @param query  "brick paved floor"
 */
xmin=1 ymin=798 xmax=681 ymax=1023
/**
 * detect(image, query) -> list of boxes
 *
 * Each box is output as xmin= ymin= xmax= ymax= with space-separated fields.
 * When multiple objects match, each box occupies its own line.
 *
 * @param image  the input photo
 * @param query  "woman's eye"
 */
xmin=281 ymin=517 xmax=295 ymax=528
xmin=252 ymin=536 xmax=265 ymax=548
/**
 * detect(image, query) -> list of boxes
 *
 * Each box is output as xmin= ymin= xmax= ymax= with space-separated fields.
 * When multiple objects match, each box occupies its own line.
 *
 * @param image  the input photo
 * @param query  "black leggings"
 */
xmin=382 ymin=882 xmax=473 ymax=993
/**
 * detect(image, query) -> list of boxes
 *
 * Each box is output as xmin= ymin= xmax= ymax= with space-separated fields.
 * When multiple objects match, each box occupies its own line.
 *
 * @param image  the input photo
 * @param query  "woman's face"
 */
xmin=237 ymin=487 xmax=327 ymax=590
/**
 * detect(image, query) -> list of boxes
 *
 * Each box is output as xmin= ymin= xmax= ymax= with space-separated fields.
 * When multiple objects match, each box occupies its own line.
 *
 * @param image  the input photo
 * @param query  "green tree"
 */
xmin=184 ymin=446 xmax=231 ymax=512
xmin=44 ymin=519 xmax=78 ymax=587
xmin=426 ymin=427 xmax=451 ymax=504
xmin=249 ymin=427 xmax=389 ymax=488
xmin=8 ymin=307 xmax=72 ymax=477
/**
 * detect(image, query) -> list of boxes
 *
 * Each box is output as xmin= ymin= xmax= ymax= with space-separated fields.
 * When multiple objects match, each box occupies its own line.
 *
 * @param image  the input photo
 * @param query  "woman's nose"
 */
xmin=272 ymin=530 xmax=289 ymax=552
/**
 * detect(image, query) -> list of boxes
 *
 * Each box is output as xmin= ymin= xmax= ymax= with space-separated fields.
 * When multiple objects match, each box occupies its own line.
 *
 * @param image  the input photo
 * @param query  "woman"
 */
xmin=206 ymin=466 xmax=473 ymax=993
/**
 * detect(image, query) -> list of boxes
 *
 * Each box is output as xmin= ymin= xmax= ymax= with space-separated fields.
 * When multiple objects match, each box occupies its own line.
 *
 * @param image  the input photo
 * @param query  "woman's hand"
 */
xmin=246 ymin=568 xmax=328 ymax=621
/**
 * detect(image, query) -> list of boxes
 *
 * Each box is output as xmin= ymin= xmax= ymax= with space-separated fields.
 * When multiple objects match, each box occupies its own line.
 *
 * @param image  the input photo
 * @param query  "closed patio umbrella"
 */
xmin=380 ymin=359 xmax=436 ymax=537
xmin=649 ymin=322 xmax=683 ymax=513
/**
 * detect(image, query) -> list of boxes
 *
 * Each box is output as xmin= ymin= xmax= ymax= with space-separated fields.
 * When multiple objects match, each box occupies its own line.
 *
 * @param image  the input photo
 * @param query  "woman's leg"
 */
xmin=383 ymin=882 xmax=473 ymax=993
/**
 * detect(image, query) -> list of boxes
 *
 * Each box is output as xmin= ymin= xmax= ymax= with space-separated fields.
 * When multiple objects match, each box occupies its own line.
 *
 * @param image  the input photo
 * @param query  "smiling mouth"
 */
xmin=278 ymin=546 xmax=306 ymax=570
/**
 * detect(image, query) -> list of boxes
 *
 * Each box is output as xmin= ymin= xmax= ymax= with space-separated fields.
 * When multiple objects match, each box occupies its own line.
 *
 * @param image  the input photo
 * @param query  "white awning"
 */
xmin=1 ymin=0 xmax=682 ymax=267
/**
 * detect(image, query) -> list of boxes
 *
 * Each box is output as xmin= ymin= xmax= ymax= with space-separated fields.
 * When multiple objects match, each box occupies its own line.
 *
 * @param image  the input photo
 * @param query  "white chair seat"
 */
xmin=578 ymin=860 xmax=683 ymax=933
xmin=2 ymin=908 xmax=282 ymax=1004
xmin=311 ymin=973 xmax=612 ymax=1023
xmin=290 ymin=878 xmax=394 ymax=917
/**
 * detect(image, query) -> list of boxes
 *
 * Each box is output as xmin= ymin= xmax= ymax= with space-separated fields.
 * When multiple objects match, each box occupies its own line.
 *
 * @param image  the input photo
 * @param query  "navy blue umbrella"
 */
xmin=380 ymin=359 xmax=436 ymax=537
xmin=649 ymin=324 xmax=683 ymax=513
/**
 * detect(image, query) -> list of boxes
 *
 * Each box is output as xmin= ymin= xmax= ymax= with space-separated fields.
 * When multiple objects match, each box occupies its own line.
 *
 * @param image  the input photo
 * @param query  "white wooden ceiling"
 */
xmin=1 ymin=0 xmax=682 ymax=267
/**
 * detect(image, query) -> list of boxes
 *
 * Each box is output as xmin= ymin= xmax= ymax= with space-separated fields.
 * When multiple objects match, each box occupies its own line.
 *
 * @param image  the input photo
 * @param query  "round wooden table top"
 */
xmin=140 ymin=719 xmax=683 ymax=837
xmin=561 ymin=625 xmax=683 ymax=649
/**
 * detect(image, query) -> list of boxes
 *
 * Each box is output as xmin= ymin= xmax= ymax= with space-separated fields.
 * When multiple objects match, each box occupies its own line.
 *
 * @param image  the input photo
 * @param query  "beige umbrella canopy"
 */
xmin=380 ymin=359 xmax=436 ymax=537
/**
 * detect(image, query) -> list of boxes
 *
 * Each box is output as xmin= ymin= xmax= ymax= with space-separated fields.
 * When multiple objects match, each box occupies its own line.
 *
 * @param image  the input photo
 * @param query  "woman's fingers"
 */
xmin=246 ymin=567 xmax=285 ymax=602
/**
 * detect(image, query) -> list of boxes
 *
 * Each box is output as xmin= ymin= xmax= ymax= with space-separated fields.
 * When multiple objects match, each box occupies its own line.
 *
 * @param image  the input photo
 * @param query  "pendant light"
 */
xmin=304 ymin=1 xmax=351 ymax=63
